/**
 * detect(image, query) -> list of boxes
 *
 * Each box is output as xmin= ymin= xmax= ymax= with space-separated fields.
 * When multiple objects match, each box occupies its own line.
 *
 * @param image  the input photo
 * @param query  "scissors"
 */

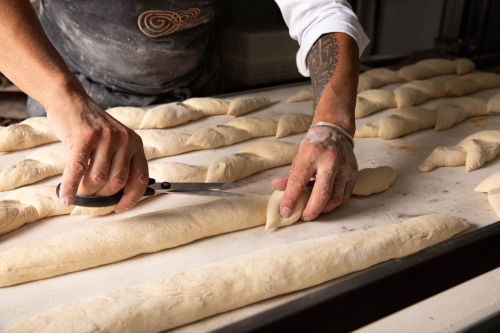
xmin=56 ymin=178 xmax=243 ymax=207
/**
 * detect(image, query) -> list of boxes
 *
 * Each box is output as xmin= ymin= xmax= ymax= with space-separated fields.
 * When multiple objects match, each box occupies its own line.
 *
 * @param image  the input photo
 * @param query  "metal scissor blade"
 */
xmin=149 ymin=182 xmax=242 ymax=191
xmin=163 ymin=190 xmax=244 ymax=197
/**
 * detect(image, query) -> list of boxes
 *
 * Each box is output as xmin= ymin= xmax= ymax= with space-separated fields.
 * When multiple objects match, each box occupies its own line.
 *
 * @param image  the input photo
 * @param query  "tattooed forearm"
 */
xmin=307 ymin=33 xmax=340 ymax=111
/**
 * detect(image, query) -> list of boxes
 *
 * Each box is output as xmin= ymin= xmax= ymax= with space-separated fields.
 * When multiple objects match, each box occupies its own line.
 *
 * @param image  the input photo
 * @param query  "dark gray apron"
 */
xmin=28 ymin=0 xmax=223 ymax=117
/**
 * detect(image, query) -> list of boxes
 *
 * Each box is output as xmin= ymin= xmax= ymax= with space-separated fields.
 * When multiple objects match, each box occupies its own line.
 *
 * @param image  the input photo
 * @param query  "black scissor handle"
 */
xmin=56 ymin=178 xmax=157 ymax=207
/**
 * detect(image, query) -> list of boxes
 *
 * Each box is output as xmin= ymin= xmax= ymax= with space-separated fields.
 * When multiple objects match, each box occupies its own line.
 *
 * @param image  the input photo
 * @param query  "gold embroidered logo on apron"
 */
xmin=138 ymin=8 xmax=201 ymax=38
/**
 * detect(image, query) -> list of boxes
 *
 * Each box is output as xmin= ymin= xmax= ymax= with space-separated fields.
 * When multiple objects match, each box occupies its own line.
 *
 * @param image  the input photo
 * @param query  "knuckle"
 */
xmin=91 ymin=171 xmax=108 ymax=185
xmin=317 ymin=187 xmax=332 ymax=200
xmin=288 ymin=174 xmax=309 ymax=189
xmin=68 ymin=160 xmax=87 ymax=176
xmin=111 ymin=171 xmax=129 ymax=189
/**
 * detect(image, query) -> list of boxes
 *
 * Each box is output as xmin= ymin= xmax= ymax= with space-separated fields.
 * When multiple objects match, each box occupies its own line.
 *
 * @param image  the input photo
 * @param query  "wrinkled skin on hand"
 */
xmin=271 ymin=126 xmax=358 ymax=221
xmin=46 ymin=94 xmax=150 ymax=213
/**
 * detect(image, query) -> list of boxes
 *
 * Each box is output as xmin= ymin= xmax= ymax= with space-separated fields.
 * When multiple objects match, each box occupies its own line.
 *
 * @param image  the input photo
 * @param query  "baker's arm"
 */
xmin=273 ymin=0 xmax=369 ymax=220
xmin=0 ymin=0 xmax=149 ymax=213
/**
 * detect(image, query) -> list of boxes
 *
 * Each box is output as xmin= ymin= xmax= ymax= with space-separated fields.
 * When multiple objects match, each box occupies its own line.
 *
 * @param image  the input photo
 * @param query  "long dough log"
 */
xmin=435 ymin=97 xmax=488 ymax=131
xmin=266 ymin=166 xmax=397 ymax=230
xmin=3 ymin=214 xmax=470 ymax=332
xmin=0 ymin=117 xmax=58 ymax=152
xmin=419 ymin=130 xmax=500 ymax=172
xmin=0 ymin=195 xmax=269 ymax=287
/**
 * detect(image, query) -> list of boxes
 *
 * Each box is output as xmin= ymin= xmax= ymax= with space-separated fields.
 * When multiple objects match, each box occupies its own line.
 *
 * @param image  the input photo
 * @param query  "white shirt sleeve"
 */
xmin=275 ymin=0 xmax=370 ymax=77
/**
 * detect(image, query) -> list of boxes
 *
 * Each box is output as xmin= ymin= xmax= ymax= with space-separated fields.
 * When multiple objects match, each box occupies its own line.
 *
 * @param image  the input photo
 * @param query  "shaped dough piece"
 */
xmin=0 ymin=186 xmax=74 ymax=235
xmin=419 ymin=130 xmax=500 ymax=172
xmin=265 ymin=188 xmax=311 ymax=230
xmin=352 ymin=166 xmax=397 ymax=196
xmin=435 ymin=97 xmax=488 ymax=131
xmin=182 ymin=97 xmax=231 ymax=116
xmin=136 ymin=130 xmax=199 ymax=160
xmin=417 ymin=59 xmax=457 ymax=76
xmin=185 ymin=117 xmax=278 ymax=148
xmin=487 ymin=189 xmax=500 ymax=217
xmin=454 ymin=58 xmax=475 ymax=75
xmin=355 ymin=89 xmax=397 ymax=118
xmin=286 ymin=88 xmax=314 ymax=103
xmin=357 ymin=68 xmax=402 ymax=92
xmin=358 ymin=74 xmax=382 ymax=93
xmin=106 ymin=107 xmax=147 ymax=130
xmin=0 ymin=144 xmax=68 ymax=192
xmin=206 ymin=141 xmax=298 ymax=183
xmin=394 ymin=80 xmax=447 ymax=109
xmin=227 ymin=97 xmax=271 ymax=117
xmin=355 ymin=107 xmax=437 ymax=140
xmin=139 ymin=103 xmax=203 ymax=129
xmin=4 ymin=215 xmax=469 ymax=333
xmin=487 ymin=91 xmax=500 ymax=114
xmin=0 ymin=195 xmax=269 ymax=287
xmin=398 ymin=64 xmax=435 ymax=81
xmin=474 ymin=171 xmax=500 ymax=193
xmin=0 ymin=117 xmax=58 ymax=152
xmin=276 ymin=113 xmax=313 ymax=138
xmin=446 ymin=73 xmax=500 ymax=96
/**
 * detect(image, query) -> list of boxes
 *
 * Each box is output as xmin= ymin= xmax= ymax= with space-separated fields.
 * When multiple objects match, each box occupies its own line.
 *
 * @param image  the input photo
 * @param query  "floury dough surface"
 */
xmin=0 ymin=82 xmax=500 ymax=332
xmin=3 ymin=215 xmax=470 ymax=333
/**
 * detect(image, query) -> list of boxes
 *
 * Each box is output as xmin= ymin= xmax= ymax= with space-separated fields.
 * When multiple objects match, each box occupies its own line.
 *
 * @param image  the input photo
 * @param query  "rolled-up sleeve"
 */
xmin=275 ymin=0 xmax=370 ymax=77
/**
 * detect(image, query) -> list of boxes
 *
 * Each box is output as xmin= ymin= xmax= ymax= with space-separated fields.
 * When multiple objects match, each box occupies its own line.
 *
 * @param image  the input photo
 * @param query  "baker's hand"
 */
xmin=46 ymin=94 xmax=149 ymax=213
xmin=271 ymin=126 xmax=358 ymax=221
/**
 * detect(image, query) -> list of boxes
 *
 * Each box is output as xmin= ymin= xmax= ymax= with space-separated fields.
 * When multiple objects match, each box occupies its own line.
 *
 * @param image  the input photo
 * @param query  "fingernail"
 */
xmin=61 ymin=195 xmax=73 ymax=206
xmin=301 ymin=216 xmax=313 ymax=222
xmin=280 ymin=207 xmax=291 ymax=218
xmin=115 ymin=207 xmax=128 ymax=214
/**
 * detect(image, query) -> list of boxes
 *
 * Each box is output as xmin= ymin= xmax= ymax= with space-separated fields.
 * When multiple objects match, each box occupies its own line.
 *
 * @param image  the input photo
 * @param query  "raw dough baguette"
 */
xmin=0 ymin=195 xmax=269 ymax=287
xmin=487 ymin=91 xmax=500 ymax=114
xmin=0 ymin=144 xmax=68 ymax=192
xmin=398 ymin=58 xmax=474 ymax=81
xmin=355 ymin=107 xmax=437 ymax=140
xmin=0 ymin=117 xmax=58 ymax=152
xmin=419 ymin=130 xmax=500 ymax=172
xmin=139 ymin=103 xmax=205 ymax=129
xmin=446 ymin=72 xmax=500 ymax=96
xmin=227 ymin=97 xmax=271 ymax=117
xmin=355 ymin=89 xmax=397 ymax=118
xmin=0 ymin=186 xmax=74 ymax=235
xmin=73 ymin=141 xmax=298 ymax=216
xmin=106 ymin=106 xmax=147 ymax=129
xmin=135 ymin=130 xmax=200 ymax=160
xmin=265 ymin=166 xmax=397 ymax=230
xmin=3 ymin=214 xmax=470 ymax=333
xmin=358 ymin=68 xmax=402 ymax=93
xmin=286 ymin=87 xmax=314 ymax=103
xmin=434 ymin=97 xmax=488 ymax=131
xmin=275 ymin=113 xmax=313 ymax=138
xmin=394 ymin=80 xmax=447 ymax=109
xmin=185 ymin=116 xmax=280 ymax=148
xmin=474 ymin=172 xmax=500 ymax=217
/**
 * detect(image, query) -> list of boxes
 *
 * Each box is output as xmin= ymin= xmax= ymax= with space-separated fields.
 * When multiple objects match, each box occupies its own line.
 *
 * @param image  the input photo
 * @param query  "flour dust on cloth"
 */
xmin=27 ymin=0 xmax=224 ymax=117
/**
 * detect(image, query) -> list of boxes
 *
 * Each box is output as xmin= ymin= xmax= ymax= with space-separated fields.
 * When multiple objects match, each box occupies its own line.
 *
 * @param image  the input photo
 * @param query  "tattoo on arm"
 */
xmin=307 ymin=33 xmax=340 ymax=111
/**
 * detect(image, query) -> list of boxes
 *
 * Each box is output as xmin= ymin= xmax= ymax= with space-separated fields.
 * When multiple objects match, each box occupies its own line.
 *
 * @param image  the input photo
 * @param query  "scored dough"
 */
xmin=355 ymin=89 xmax=397 ymax=118
xmin=0 ymin=117 xmax=59 ymax=152
xmin=139 ymin=103 xmax=203 ymax=129
xmin=275 ymin=113 xmax=313 ymax=138
xmin=0 ymin=144 xmax=68 ymax=192
xmin=394 ymin=80 xmax=446 ymax=109
xmin=0 ymin=195 xmax=269 ymax=287
xmin=419 ymin=130 xmax=500 ymax=172
xmin=182 ymin=97 xmax=231 ymax=116
xmin=265 ymin=166 xmax=397 ymax=230
xmin=106 ymin=106 xmax=147 ymax=130
xmin=435 ymin=97 xmax=488 ymax=131
xmin=4 ymin=214 xmax=469 ymax=333
xmin=227 ymin=97 xmax=271 ymax=117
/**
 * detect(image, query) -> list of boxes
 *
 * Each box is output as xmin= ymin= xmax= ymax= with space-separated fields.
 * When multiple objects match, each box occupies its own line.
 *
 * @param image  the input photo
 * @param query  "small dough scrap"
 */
xmin=355 ymin=107 xmax=437 ymax=140
xmin=4 ymin=214 xmax=469 ymax=333
xmin=0 ymin=144 xmax=68 ymax=192
xmin=276 ymin=113 xmax=313 ymax=138
xmin=355 ymin=89 xmax=397 ymax=118
xmin=399 ymin=64 xmax=435 ymax=81
xmin=454 ymin=58 xmax=475 ymax=75
xmin=0 ymin=117 xmax=59 ymax=152
xmin=206 ymin=141 xmax=298 ymax=183
xmin=474 ymin=171 xmax=500 ymax=193
xmin=0 ymin=185 xmax=74 ymax=235
xmin=0 ymin=195 xmax=269 ymax=287
xmin=106 ymin=107 xmax=147 ymax=130
xmin=139 ymin=103 xmax=203 ymax=129
xmin=182 ymin=97 xmax=231 ymax=116
xmin=419 ymin=130 xmax=500 ymax=172
xmin=265 ymin=188 xmax=312 ymax=230
xmin=487 ymin=91 xmax=500 ymax=114
xmin=185 ymin=117 xmax=278 ymax=148
xmin=435 ymin=97 xmax=488 ymax=131
xmin=352 ymin=166 xmax=397 ymax=196
xmin=227 ymin=97 xmax=271 ymax=117
xmin=136 ymin=130 xmax=199 ymax=160
xmin=286 ymin=88 xmax=314 ymax=103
